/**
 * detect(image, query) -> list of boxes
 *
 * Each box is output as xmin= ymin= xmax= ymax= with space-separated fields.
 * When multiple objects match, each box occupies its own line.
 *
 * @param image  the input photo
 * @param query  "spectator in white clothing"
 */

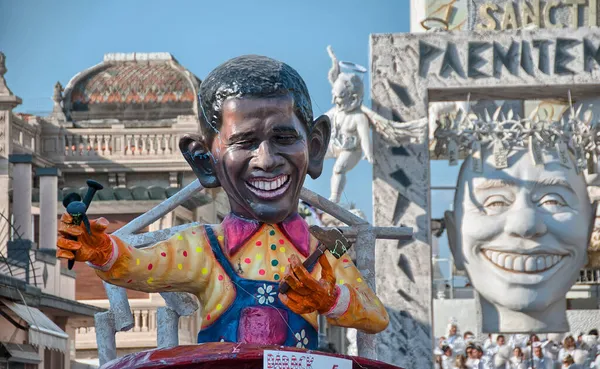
xmin=441 ymin=345 xmax=454 ymax=369
xmin=510 ymin=347 xmax=528 ymax=369
xmin=532 ymin=342 xmax=553 ymax=369
xmin=560 ymin=337 xmax=577 ymax=362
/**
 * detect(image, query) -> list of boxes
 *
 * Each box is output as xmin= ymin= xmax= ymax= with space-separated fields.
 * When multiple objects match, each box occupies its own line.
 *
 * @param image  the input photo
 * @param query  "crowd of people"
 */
xmin=435 ymin=323 xmax=600 ymax=369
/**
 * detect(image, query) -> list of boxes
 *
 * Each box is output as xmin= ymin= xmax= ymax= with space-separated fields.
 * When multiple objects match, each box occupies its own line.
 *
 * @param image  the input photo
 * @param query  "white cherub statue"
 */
xmin=325 ymin=46 xmax=423 ymax=203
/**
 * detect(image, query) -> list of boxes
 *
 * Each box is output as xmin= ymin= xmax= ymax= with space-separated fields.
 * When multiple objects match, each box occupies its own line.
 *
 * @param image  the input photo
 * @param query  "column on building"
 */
xmin=9 ymin=154 xmax=33 ymax=241
xmin=0 ymin=159 xmax=9 ymax=256
xmin=0 ymin=51 xmax=23 ymax=256
xmin=37 ymin=167 xmax=62 ymax=296
xmin=37 ymin=167 xmax=60 ymax=251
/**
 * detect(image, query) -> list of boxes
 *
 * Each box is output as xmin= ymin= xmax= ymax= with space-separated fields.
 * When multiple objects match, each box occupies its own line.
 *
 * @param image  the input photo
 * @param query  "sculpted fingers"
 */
xmin=58 ymin=213 xmax=83 ymax=237
xmin=56 ymin=249 xmax=75 ymax=260
xmin=57 ymin=237 xmax=82 ymax=251
xmin=60 ymin=213 xmax=73 ymax=224
xmin=290 ymin=259 xmax=320 ymax=291
xmin=279 ymin=292 xmax=317 ymax=315
xmin=58 ymin=224 xmax=83 ymax=238
xmin=91 ymin=217 xmax=109 ymax=233
xmin=282 ymin=270 xmax=311 ymax=295
xmin=318 ymin=254 xmax=336 ymax=285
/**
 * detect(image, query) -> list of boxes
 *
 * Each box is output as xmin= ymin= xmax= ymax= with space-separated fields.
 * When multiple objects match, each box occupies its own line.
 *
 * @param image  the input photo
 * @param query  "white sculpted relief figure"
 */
xmin=445 ymin=145 xmax=593 ymax=333
xmin=325 ymin=46 xmax=424 ymax=203
xmin=325 ymin=46 xmax=371 ymax=203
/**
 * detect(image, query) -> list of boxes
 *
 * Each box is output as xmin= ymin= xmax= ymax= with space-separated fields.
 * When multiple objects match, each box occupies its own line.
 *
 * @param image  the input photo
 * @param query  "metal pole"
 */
xmin=122 ymin=224 xmax=413 ymax=248
xmin=449 ymin=257 xmax=454 ymax=299
xmin=103 ymin=282 xmax=134 ymax=331
xmin=318 ymin=315 xmax=329 ymax=350
xmin=157 ymin=306 xmax=180 ymax=348
xmin=115 ymin=179 xmax=204 ymax=237
xmin=95 ymin=311 xmax=117 ymax=367
xmin=300 ymin=188 xmax=368 ymax=226
xmin=355 ymin=225 xmax=377 ymax=360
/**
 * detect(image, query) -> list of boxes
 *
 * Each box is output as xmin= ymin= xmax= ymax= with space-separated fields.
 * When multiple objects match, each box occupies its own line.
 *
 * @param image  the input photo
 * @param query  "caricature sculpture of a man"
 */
xmin=445 ymin=145 xmax=593 ymax=333
xmin=56 ymin=55 xmax=389 ymax=348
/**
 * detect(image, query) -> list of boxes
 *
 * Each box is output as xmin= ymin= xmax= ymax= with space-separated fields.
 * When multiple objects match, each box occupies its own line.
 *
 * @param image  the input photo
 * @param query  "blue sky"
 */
xmin=1 ymin=0 xmax=464 ymax=281
xmin=0 ymin=0 xmax=413 ymax=222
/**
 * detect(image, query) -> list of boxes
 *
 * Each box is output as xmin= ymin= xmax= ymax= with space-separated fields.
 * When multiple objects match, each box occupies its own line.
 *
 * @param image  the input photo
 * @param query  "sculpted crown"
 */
xmin=432 ymin=98 xmax=598 ymax=174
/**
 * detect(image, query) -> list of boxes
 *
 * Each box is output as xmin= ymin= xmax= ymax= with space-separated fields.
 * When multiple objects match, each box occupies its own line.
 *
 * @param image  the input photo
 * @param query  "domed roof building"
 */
xmin=0 ymin=52 xmax=230 ymax=368
xmin=63 ymin=53 xmax=200 ymax=123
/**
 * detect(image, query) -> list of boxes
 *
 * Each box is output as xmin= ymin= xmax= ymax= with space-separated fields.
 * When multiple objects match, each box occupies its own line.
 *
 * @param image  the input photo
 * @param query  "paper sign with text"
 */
xmin=263 ymin=350 xmax=352 ymax=369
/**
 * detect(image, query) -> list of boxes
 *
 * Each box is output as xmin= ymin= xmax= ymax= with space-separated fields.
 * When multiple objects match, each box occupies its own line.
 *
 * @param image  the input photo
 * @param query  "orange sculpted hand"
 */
xmin=57 ymin=213 xmax=113 ymax=266
xmin=279 ymin=254 xmax=338 ymax=315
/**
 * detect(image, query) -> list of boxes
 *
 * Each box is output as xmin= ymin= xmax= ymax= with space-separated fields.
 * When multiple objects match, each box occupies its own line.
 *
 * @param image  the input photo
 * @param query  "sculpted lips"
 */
xmin=482 ymin=249 xmax=564 ymax=273
xmin=245 ymin=174 xmax=290 ymax=200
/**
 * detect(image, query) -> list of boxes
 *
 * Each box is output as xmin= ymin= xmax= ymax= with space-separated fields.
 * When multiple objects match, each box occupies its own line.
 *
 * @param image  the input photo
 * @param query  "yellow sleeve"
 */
xmin=90 ymin=225 xmax=217 ymax=295
xmin=324 ymin=252 xmax=389 ymax=334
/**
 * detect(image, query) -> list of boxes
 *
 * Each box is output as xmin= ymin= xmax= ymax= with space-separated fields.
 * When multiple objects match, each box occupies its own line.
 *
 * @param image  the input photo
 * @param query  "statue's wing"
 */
xmin=361 ymin=105 xmax=426 ymax=145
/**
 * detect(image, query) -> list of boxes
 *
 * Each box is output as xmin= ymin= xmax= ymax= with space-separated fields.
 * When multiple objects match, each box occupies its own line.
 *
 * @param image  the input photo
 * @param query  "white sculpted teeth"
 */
xmin=536 ymin=257 xmax=546 ymax=271
xmin=525 ymin=257 xmax=536 ymax=272
xmin=513 ymin=256 xmax=524 ymax=272
xmin=504 ymin=255 xmax=513 ymax=269
xmin=483 ymin=249 xmax=564 ymax=273
xmin=492 ymin=251 xmax=499 ymax=263
xmin=497 ymin=253 xmax=506 ymax=266
xmin=248 ymin=175 xmax=289 ymax=191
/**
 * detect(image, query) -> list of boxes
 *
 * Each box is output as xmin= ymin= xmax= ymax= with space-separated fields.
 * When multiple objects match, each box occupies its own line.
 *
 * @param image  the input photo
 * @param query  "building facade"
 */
xmin=0 ymin=52 xmax=230 ymax=368
xmin=0 ymin=53 xmax=105 ymax=369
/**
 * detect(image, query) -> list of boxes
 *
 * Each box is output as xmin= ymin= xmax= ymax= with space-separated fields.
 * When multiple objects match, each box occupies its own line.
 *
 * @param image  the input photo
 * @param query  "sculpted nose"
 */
xmin=253 ymin=141 xmax=284 ymax=172
xmin=504 ymin=208 xmax=547 ymax=239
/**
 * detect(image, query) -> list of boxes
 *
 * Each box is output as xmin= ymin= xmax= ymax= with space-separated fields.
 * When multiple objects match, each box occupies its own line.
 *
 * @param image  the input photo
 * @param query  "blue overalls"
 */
xmin=197 ymin=225 xmax=318 ymax=349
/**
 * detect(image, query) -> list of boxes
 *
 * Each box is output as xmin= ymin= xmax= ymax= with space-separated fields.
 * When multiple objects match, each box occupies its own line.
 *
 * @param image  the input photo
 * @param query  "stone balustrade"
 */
xmin=56 ymin=128 xmax=183 ymax=159
xmin=37 ymin=120 xmax=199 ymax=168
xmin=577 ymin=268 xmax=600 ymax=284
xmin=76 ymin=298 xmax=199 ymax=350
xmin=11 ymin=114 xmax=40 ymax=155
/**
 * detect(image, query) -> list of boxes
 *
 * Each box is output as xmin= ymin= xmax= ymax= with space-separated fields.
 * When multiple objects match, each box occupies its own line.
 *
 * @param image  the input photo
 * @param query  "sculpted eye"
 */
xmin=482 ymin=196 xmax=511 ymax=214
xmin=274 ymin=135 xmax=297 ymax=145
xmin=537 ymin=194 xmax=567 ymax=212
xmin=235 ymin=139 xmax=257 ymax=149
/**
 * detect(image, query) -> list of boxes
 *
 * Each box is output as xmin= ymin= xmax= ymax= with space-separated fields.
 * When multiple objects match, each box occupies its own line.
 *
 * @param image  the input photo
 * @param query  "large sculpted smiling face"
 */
xmin=450 ymin=148 xmax=592 ymax=311
xmin=210 ymin=95 xmax=311 ymax=224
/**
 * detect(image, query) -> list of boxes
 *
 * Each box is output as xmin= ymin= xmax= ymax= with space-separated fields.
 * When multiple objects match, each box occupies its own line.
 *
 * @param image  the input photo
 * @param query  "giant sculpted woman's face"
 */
xmin=449 ymin=148 xmax=592 ymax=312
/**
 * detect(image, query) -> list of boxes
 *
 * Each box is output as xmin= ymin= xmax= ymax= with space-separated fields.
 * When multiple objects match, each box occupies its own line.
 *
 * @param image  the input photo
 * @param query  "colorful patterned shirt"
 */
xmin=90 ymin=213 xmax=389 ymax=334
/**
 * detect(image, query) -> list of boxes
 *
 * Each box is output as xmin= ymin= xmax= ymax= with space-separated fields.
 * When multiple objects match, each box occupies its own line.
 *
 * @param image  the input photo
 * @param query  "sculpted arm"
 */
xmin=325 ymin=251 xmax=389 ymax=333
xmin=94 ymin=227 xmax=216 ymax=294
xmin=356 ymin=113 xmax=372 ymax=163
xmin=57 ymin=214 xmax=216 ymax=295
xmin=327 ymin=45 xmax=340 ymax=86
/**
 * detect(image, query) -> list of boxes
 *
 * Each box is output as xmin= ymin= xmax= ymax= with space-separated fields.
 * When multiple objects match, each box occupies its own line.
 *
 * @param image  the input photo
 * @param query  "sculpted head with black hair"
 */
xmin=180 ymin=55 xmax=331 ymax=224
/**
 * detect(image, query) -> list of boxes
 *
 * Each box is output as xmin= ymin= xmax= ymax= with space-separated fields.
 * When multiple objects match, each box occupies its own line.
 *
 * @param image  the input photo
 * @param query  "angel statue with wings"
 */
xmin=325 ymin=46 xmax=423 ymax=203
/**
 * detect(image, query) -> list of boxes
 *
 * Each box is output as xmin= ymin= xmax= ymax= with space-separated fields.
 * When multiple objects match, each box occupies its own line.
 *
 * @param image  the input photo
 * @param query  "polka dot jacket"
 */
xmin=90 ymin=213 xmax=389 ymax=334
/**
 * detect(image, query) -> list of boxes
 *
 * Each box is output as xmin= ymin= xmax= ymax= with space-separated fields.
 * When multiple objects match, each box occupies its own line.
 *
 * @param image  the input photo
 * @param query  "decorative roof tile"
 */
xmin=63 ymin=53 xmax=201 ymax=122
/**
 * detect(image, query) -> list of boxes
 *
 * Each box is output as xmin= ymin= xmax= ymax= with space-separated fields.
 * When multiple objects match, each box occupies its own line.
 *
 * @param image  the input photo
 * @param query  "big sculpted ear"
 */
xmin=179 ymin=134 xmax=221 ymax=188
xmin=307 ymin=115 xmax=331 ymax=179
